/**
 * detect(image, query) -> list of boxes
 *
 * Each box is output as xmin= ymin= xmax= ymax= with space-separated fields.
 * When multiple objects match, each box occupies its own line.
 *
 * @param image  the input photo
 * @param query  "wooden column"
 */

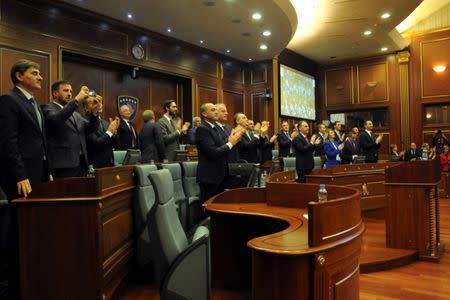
xmin=397 ymin=51 xmax=411 ymax=146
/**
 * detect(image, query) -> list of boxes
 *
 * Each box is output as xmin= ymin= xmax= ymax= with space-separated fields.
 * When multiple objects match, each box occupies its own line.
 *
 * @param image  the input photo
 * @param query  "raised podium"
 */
xmin=12 ymin=166 xmax=135 ymax=300
xmin=385 ymin=160 xmax=443 ymax=260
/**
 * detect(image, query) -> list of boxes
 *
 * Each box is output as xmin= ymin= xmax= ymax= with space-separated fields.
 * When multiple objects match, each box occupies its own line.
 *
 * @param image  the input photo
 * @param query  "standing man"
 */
xmin=187 ymin=116 xmax=201 ymax=145
xmin=116 ymin=105 xmax=138 ymax=150
xmin=215 ymin=103 xmax=238 ymax=163
xmin=312 ymin=123 xmax=327 ymax=166
xmin=259 ymin=121 xmax=277 ymax=163
xmin=341 ymin=131 xmax=360 ymax=164
xmin=293 ymin=121 xmax=322 ymax=183
xmin=277 ymin=121 xmax=292 ymax=158
xmin=157 ymin=99 xmax=190 ymax=161
xmin=235 ymin=114 xmax=266 ymax=163
xmin=139 ymin=109 xmax=166 ymax=163
xmin=333 ymin=121 xmax=345 ymax=144
xmin=359 ymin=120 xmax=383 ymax=163
xmin=82 ymin=95 xmax=120 ymax=168
xmin=0 ymin=59 xmax=52 ymax=299
xmin=196 ymin=103 xmax=242 ymax=203
xmin=43 ymin=80 xmax=97 ymax=178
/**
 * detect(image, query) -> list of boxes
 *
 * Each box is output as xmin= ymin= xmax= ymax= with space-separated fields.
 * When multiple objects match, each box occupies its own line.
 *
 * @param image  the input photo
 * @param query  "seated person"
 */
xmin=421 ymin=142 xmax=436 ymax=160
xmin=389 ymin=144 xmax=404 ymax=161
xmin=404 ymin=142 xmax=421 ymax=161
xmin=324 ymin=130 xmax=344 ymax=169
xmin=439 ymin=145 xmax=450 ymax=172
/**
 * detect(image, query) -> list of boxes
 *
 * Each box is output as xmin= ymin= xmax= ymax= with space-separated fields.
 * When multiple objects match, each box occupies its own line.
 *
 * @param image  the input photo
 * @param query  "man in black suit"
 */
xmin=187 ymin=116 xmax=201 ymax=145
xmin=0 ymin=59 xmax=52 ymax=299
xmin=259 ymin=121 xmax=277 ymax=163
xmin=215 ymin=103 xmax=238 ymax=163
xmin=139 ymin=110 xmax=166 ymax=163
xmin=277 ymin=120 xmax=292 ymax=157
xmin=359 ymin=120 xmax=383 ymax=163
xmin=293 ymin=121 xmax=322 ymax=183
xmin=157 ymin=100 xmax=190 ymax=161
xmin=333 ymin=121 xmax=345 ymax=144
xmin=82 ymin=95 xmax=120 ymax=168
xmin=404 ymin=142 xmax=421 ymax=161
xmin=341 ymin=131 xmax=360 ymax=164
xmin=117 ymin=105 xmax=138 ymax=150
xmin=235 ymin=113 xmax=266 ymax=163
xmin=43 ymin=80 xmax=97 ymax=178
xmin=312 ymin=123 xmax=327 ymax=166
xmin=196 ymin=103 xmax=243 ymax=203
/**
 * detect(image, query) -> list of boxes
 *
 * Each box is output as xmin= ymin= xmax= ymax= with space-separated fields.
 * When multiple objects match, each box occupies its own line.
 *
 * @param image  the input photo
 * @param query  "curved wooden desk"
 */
xmin=205 ymin=175 xmax=363 ymax=300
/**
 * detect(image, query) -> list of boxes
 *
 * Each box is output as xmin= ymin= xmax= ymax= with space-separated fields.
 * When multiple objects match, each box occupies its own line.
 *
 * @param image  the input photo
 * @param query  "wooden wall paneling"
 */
xmin=421 ymin=37 xmax=450 ymax=99
xmin=251 ymin=92 xmax=268 ymax=124
xmin=222 ymin=61 xmax=243 ymax=84
xmin=357 ymin=62 xmax=388 ymax=103
xmin=325 ymin=67 xmax=353 ymax=107
xmin=250 ymin=63 xmax=267 ymax=84
xmin=150 ymin=77 xmax=178 ymax=121
xmin=386 ymin=55 xmax=402 ymax=148
xmin=1 ymin=47 xmax=50 ymax=105
xmin=223 ymin=90 xmax=243 ymax=125
xmin=197 ymin=85 xmax=218 ymax=106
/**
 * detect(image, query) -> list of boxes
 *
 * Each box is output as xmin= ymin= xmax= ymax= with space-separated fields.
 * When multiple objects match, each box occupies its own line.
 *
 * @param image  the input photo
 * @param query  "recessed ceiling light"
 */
xmin=226 ymin=49 xmax=231 ymax=53
xmin=381 ymin=47 xmax=388 ymax=52
xmin=262 ymin=30 xmax=271 ymax=37
xmin=363 ymin=30 xmax=372 ymax=36
xmin=167 ymin=27 xmax=173 ymax=33
xmin=200 ymin=40 xmax=204 ymax=44
xmin=248 ymin=58 xmax=253 ymax=61
xmin=127 ymin=13 xmax=133 ymax=19
xmin=252 ymin=13 xmax=262 ymax=20
xmin=381 ymin=13 xmax=391 ymax=19
xmin=259 ymin=44 xmax=268 ymax=50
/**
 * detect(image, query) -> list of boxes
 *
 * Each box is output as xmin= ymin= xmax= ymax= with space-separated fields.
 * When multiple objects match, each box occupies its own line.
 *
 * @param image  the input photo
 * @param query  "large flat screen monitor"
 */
xmin=280 ymin=64 xmax=316 ymax=120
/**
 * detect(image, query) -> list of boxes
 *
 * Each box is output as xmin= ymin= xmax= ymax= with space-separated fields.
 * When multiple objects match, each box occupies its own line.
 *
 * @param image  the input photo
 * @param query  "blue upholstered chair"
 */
xmin=133 ymin=164 xmax=158 ymax=268
xmin=148 ymin=169 xmax=211 ymax=300
xmin=180 ymin=161 xmax=202 ymax=229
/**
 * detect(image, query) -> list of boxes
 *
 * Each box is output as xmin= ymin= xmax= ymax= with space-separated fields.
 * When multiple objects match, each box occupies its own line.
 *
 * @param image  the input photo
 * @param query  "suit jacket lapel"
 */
xmin=13 ymin=87 xmax=42 ymax=131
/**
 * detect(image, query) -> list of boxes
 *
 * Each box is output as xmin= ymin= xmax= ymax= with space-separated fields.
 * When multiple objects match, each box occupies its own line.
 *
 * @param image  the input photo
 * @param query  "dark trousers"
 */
xmin=52 ymin=156 xmax=88 ymax=178
xmin=199 ymin=182 xmax=224 ymax=204
xmin=296 ymin=168 xmax=312 ymax=183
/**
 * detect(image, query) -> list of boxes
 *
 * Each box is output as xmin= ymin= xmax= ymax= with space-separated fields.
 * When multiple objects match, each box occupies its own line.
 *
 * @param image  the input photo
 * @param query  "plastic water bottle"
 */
xmin=318 ymin=184 xmax=328 ymax=202
xmin=87 ymin=164 xmax=95 ymax=177
xmin=421 ymin=149 xmax=428 ymax=160
xmin=260 ymin=171 xmax=268 ymax=187
xmin=150 ymin=160 xmax=155 ymax=164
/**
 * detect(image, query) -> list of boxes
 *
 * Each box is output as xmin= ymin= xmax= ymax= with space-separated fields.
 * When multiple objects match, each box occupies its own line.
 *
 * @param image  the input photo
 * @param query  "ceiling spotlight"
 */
xmin=167 ymin=27 xmax=173 ymax=33
xmin=248 ymin=58 xmax=253 ymax=61
xmin=127 ymin=13 xmax=133 ymax=19
xmin=259 ymin=44 xmax=268 ymax=50
xmin=226 ymin=49 xmax=231 ymax=53
xmin=252 ymin=12 xmax=262 ymax=20
xmin=381 ymin=12 xmax=391 ymax=19
xmin=262 ymin=30 xmax=271 ymax=36
xmin=381 ymin=47 xmax=388 ymax=52
xmin=363 ymin=30 xmax=372 ymax=36
xmin=200 ymin=40 xmax=204 ymax=44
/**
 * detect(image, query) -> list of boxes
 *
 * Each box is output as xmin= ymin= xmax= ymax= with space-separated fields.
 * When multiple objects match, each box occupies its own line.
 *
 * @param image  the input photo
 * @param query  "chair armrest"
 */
xmin=187 ymin=217 xmax=210 ymax=240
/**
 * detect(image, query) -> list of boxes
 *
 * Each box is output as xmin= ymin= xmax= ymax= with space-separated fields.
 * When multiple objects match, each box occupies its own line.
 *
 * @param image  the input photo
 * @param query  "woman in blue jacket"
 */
xmin=324 ymin=130 xmax=344 ymax=169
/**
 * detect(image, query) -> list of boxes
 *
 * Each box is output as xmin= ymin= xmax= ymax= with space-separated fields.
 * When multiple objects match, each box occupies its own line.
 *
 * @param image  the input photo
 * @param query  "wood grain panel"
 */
xmin=150 ymin=77 xmax=177 ymax=120
xmin=223 ymin=90 xmax=243 ymax=124
xmin=325 ymin=67 xmax=353 ymax=107
xmin=102 ymin=209 xmax=133 ymax=259
xmin=251 ymin=93 xmax=267 ymax=122
xmin=1 ymin=47 xmax=50 ymax=105
xmin=198 ymin=85 xmax=217 ymax=106
xmin=222 ymin=61 xmax=243 ymax=83
xmin=250 ymin=63 xmax=267 ymax=84
xmin=421 ymin=37 xmax=450 ymax=98
xmin=358 ymin=63 xmax=388 ymax=103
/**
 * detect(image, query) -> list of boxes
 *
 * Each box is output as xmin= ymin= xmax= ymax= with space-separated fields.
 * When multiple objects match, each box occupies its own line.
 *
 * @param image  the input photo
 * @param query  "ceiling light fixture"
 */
xmin=381 ymin=12 xmax=391 ymax=19
xmin=433 ymin=65 xmax=446 ymax=73
xmin=381 ymin=47 xmax=388 ymax=52
xmin=252 ymin=12 xmax=262 ymax=20
xmin=248 ymin=58 xmax=253 ymax=61
xmin=226 ymin=49 xmax=231 ymax=53
xmin=262 ymin=30 xmax=271 ymax=37
xmin=167 ymin=27 xmax=173 ymax=33
xmin=259 ymin=44 xmax=268 ymax=50
xmin=127 ymin=13 xmax=133 ymax=19
xmin=200 ymin=40 xmax=204 ymax=44
xmin=363 ymin=30 xmax=372 ymax=36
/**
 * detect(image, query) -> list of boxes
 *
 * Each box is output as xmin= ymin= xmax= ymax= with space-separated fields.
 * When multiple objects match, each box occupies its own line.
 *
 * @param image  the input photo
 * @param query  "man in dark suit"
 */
xmin=196 ymin=103 xmax=243 ymax=203
xmin=139 ymin=110 xmax=166 ymax=163
xmin=277 ymin=120 xmax=292 ymax=157
xmin=404 ymin=142 xmax=421 ymax=161
xmin=235 ymin=113 xmax=266 ymax=163
xmin=157 ymin=99 xmax=190 ymax=161
xmin=259 ymin=121 xmax=277 ymax=163
xmin=82 ymin=95 xmax=120 ymax=168
xmin=333 ymin=121 xmax=345 ymax=144
xmin=312 ymin=123 xmax=327 ymax=166
xmin=187 ymin=116 xmax=201 ymax=145
xmin=43 ymin=80 xmax=98 ymax=178
xmin=341 ymin=131 xmax=360 ymax=164
xmin=293 ymin=121 xmax=322 ymax=183
xmin=0 ymin=59 xmax=52 ymax=299
xmin=116 ymin=105 xmax=138 ymax=150
xmin=359 ymin=120 xmax=383 ymax=163
xmin=215 ymin=103 xmax=238 ymax=163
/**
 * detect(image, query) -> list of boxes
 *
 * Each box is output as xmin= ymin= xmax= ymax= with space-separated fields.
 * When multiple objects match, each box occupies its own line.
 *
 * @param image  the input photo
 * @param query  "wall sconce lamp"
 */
xmin=433 ymin=65 xmax=446 ymax=73
xmin=367 ymin=81 xmax=378 ymax=87
xmin=426 ymin=113 xmax=432 ymax=119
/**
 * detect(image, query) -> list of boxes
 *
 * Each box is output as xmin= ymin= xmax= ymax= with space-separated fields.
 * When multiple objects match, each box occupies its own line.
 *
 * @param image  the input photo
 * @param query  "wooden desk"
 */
xmin=439 ymin=172 xmax=450 ymax=198
xmin=13 ymin=166 xmax=135 ymax=300
xmin=205 ymin=179 xmax=363 ymax=300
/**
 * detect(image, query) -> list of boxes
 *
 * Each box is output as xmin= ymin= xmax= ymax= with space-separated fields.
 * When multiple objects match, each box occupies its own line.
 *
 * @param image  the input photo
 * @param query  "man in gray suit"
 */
xmin=157 ymin=99 xmax=190 ymax=161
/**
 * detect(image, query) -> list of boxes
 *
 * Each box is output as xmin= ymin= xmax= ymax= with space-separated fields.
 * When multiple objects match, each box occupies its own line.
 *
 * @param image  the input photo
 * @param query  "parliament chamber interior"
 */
xmin=0 ymin=0 xmax=450 ymax=299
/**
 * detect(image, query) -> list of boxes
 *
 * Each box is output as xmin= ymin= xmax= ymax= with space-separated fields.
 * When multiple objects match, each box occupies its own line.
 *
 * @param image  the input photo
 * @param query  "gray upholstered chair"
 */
xmin=161 ymin=163 xmax=188 ymax=230
xmin=181 ymin=161 xmax=202 ymax=229
xmin=134 ymin=164 xmax=158 ymax=268
xmin=148 ymin=169 xmax=211 ymax=300
xmin=113 ymin=150 xmax=127 ymax=165
xmin=283 ymin=157 xmax=296 ymax=171
xmin=313 ymin=156 xmax=322 ymax=170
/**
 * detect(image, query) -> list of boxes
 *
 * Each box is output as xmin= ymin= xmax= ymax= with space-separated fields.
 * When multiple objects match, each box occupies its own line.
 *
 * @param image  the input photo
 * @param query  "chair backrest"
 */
xmin=161 ymin=163 xmax=186 ymax=202
xmin=228 ymin=163 xmax=259 ymax=188
xmin=113 ymin=150 xmax=127 ymax=165
xmin=148 ymin=169 xmax=188 ymax=265
xmin=181 ymin=161 xmax=200 ymax=198
xmin=283 ymin=157 xmax=296 ymax=171
xmin=313 ymin=156 xmax=322 ymax=169
xmin=272 ymin=149 xmax=279 ymax=160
